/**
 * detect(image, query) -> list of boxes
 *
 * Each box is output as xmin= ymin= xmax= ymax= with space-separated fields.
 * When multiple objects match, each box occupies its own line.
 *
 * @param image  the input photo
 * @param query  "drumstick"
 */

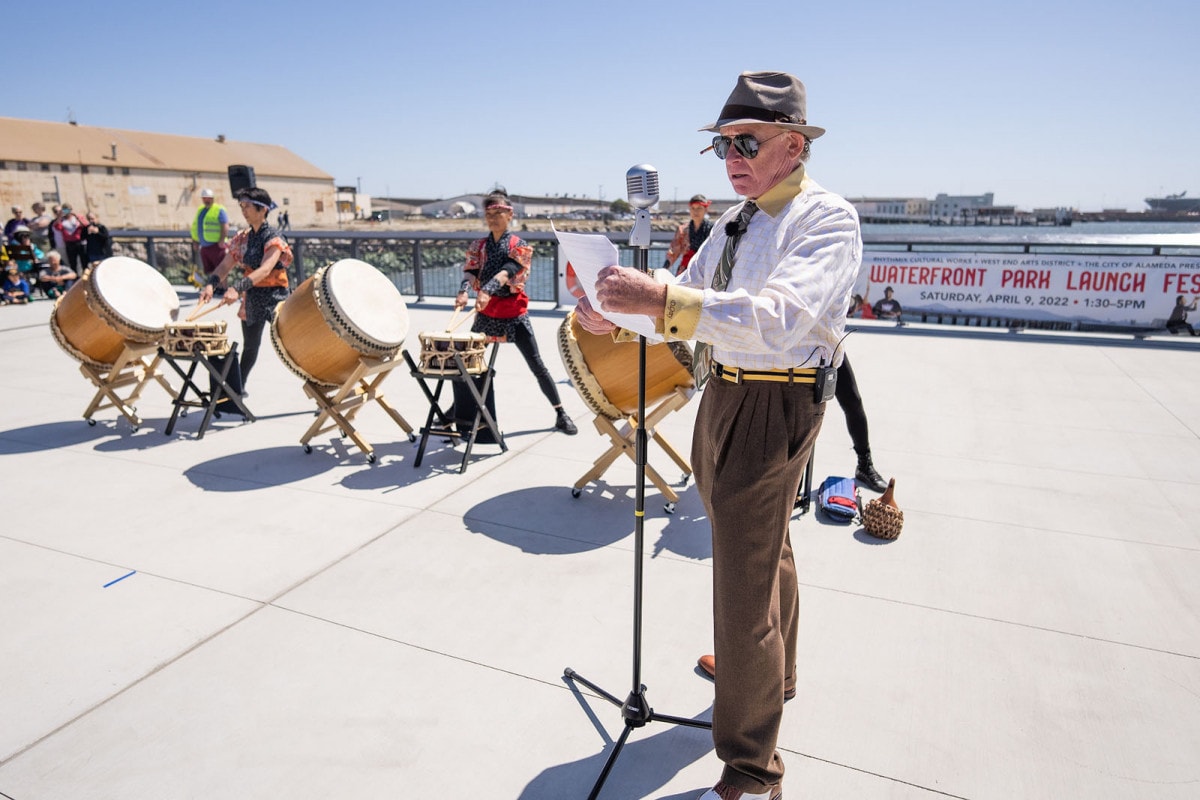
xmin=448 ymin=309 xmax=476 ymax=333
xmin=185 ymin=302 xmax=219 ymax=322
xmin=188 ymin=302 xmax=225 ymax=322
xmin=446 ymin=306 xmax=463 ymax=331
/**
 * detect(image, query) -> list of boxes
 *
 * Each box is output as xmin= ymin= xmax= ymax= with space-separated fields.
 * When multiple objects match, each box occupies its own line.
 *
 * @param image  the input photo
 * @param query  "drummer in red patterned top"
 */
xmin=664 ymin=194 xmax=714 ymax=276
xmin=455 ymin=189 xmax=577 ymax=435
xmin=199 ymin=187 xmax=293 ymax=391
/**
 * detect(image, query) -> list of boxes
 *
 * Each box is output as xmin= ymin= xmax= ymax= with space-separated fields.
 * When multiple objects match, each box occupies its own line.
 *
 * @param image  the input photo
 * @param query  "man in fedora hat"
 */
xmin=575 ymin=70 xmax=862 ymax=800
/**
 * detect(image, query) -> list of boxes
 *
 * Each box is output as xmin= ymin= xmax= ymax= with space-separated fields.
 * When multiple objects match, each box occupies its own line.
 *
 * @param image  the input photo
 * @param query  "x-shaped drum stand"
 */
xmin=571 ymin=385 xmax=694 ymax=513
xmin=79 ymin=341 xmax=176 ymax=432
xmin=158 ymin=342 xmax=255 ymax=438
xmin=298 ymin=355 xmax=415 ymax=463
xmin=404 ymin=343 xmax=506 ymax=474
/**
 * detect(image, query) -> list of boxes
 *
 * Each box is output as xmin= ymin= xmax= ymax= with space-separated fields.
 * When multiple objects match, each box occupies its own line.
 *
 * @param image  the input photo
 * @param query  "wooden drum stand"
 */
xmin=571 ymin=385 xmax=693 ymax=512
xmin=77 ymin=342 xmax=175 ymax=432
xmin=296 ymin=355 xmax=415 ymax=464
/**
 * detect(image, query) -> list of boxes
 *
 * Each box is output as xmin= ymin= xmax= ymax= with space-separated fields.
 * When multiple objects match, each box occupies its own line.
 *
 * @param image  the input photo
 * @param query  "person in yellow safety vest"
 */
xmin=190 ymin=188 xmax=230 ymax=286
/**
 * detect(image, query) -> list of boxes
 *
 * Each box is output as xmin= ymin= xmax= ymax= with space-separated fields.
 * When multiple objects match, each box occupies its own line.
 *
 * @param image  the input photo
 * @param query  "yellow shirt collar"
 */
xmin=752 ymin=164 xmax=809 ymax=217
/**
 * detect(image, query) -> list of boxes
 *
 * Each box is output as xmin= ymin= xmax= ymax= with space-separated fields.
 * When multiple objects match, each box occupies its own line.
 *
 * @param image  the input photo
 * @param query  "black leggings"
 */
xmin=510 ymin=319 xmax=562 ymax=409
xmin=240 ymin=317 xmax=267 ymax=386
xmin=835 ymin=355 xmax=871 ymax=457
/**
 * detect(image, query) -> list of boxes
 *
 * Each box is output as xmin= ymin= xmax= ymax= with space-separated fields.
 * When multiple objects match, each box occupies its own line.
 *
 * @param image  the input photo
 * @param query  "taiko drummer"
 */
xmin=455 ymin=189 xmax=577 ymax=435
xmin=199 ymin=187 xmax=293 ymax=393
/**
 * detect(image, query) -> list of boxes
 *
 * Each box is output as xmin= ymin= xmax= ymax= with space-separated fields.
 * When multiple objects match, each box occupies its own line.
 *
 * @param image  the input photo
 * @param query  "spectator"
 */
xmin=7 ymin=226 xmax=46 ymax=281
xmin=49 ymin=205 xmax=66 ymax=258
xmin=5 ymin=206 xmax=30 ymax=241
xmin=190 ymin=188 xmax=230 ymax=280
xmin=83 ymin=211 xmax=113 ymax=267
xmin=872 ymin=285 xmax=903 ymax=320
xmin=27 ymin=203 xmax=53 ymax=250
xmin=2 ymin=266 xmax=32 ymax=304
xmin=39 ymin=251 xmax=77 ymax=299
xmin=54 ymin=204 xmax=88 ymax=275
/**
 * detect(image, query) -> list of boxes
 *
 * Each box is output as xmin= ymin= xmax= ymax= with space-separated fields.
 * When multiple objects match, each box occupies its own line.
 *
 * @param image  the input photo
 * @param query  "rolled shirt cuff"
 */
xmin=659 ymin=283 xmax=703 ymax=340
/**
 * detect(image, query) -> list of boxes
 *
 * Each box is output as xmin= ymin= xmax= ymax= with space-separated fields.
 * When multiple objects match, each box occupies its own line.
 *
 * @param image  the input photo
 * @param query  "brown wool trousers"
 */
xmin=691 ymin=378 xmax=824 ymax=793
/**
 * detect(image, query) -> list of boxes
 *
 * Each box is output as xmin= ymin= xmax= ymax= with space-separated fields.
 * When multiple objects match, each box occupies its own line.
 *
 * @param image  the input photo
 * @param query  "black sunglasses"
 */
xmin=702 ymin=131 xmax=787 ymax=160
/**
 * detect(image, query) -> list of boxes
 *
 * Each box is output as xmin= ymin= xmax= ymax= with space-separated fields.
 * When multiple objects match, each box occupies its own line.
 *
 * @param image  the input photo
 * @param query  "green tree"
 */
xmin=610 ymin=198 xmax=632 ymax=214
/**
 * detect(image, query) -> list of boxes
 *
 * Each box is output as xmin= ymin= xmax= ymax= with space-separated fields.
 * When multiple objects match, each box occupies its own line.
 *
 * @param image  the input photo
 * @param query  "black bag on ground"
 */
xmin=450 ymin=375 xmax=498 ymax=444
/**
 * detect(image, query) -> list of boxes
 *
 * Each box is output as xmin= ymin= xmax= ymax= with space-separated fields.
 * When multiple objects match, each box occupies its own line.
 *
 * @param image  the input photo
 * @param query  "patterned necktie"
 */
xmin=693 ymin=201 xmax=759 ymax=388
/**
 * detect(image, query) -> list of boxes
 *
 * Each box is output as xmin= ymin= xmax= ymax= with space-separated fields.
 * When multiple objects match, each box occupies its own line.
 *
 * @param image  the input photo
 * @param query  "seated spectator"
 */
xmin=39 ymin=251 xmax=77 ymax=299
xmin=7 ymin=226 xmax=46 ymax=279
xmin=2 ymin=266 xmax=32 ymax=304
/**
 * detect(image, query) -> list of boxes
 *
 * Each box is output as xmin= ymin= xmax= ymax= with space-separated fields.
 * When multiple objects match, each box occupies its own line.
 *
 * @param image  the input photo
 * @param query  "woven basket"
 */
xmin=862 ymin=500 xmax=904 ymax=540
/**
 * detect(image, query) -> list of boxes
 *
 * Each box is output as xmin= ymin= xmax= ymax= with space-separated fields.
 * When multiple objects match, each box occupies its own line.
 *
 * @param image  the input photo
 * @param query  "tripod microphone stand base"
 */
xmin=563 ymin=667 xmax=711 ymax=800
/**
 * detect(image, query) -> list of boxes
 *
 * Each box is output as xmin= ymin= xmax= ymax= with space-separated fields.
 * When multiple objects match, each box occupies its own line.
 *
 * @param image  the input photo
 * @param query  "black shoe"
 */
xmin=855 ymin=457 xmax=888 ymax=493
xmin=554 ymin=410 xmax=578 ymax=435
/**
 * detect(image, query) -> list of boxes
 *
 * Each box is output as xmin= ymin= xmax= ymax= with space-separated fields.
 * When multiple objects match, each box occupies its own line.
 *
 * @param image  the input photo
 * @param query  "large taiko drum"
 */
xmin=270 ymin=258 xmax=409 ymax=386
xmin=557 ymin=309 xmax=694 ymax=421
xmin=50 ymin=256 xmax=180 ymax=368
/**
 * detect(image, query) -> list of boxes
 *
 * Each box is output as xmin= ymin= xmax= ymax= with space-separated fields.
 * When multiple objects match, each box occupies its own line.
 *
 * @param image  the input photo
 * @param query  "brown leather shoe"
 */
xmin=696 ymin=654 xmax=796 ymax=701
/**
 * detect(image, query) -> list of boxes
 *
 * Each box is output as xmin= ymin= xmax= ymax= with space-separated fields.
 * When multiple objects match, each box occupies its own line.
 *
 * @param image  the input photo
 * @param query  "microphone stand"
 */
xmin=564 ymin=203 xmax=711 ymax=800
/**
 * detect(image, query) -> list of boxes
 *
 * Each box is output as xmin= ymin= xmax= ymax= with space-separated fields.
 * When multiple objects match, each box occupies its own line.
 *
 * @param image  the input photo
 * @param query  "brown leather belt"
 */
xmin=714 ymin=362 xmax=817 ymax=385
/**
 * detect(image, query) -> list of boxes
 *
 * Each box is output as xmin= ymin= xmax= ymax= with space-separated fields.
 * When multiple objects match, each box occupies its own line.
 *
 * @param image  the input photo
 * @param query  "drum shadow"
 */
xmin=184 ymin=446 xmax=339 ymax=491
xmin=0 ymin=419 xmax=117 ymax=453
xmin=852 ymin=528 xmax=897 ymax=546
xmin=517 ymin=695 xmax=712 ymax=800
xmin=464 ymin=485 xmax=636 ymax=554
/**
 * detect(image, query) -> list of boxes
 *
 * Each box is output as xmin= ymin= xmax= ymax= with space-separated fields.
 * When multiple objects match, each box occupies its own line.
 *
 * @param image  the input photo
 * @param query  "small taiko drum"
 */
xmin=417 ymin=331 xmax=489 ymax=375
xmin=270 ymin=258 xmax=409 ymax=386
xmin=556 ymin=309 xmax=694 ymax=421
xmin=163 ymin=321 xmax=230 ymax=357
xmin=50 ymin=256 xmax=180 ymax=369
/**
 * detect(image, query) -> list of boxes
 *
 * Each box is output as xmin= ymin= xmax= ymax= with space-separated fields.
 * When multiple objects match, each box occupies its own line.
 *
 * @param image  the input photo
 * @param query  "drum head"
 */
xmin=323 ymin=259 xmax=409 ymax=349
xmin=91 ymin=257 xmax=179 ymax=331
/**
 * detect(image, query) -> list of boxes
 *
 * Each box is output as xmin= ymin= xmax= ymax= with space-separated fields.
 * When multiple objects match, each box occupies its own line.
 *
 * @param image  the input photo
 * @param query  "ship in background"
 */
xmin=1144 ymin=191 xmax=1200 ymax=213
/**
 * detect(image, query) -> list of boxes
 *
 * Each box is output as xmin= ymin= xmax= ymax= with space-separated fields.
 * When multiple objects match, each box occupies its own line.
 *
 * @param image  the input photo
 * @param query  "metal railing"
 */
xmin=110 ymin=228 xmax=676 ymax=306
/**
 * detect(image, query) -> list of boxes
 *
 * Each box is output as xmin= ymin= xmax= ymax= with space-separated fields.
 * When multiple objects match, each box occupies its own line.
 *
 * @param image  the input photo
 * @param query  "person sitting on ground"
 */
xmin=39 ymin=251 xmax=77 ymax=299
xmin=1166 ymin=295 xmax=1198 ymax=336
xmin=2 ymin=266 xmax=32 ymax=304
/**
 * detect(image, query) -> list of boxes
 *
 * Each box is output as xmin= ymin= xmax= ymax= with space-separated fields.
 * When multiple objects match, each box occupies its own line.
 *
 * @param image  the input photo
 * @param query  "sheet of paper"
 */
xmin=553 ymin=227 xmax=662 ymax=341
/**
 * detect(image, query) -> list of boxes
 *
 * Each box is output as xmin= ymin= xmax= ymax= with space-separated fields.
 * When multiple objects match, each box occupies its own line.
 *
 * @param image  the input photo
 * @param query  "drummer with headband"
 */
xmin=455 ymin=189 xmax=577 ymax=436
xmin=663 ymin=194 xmax=714 ymax=276
xmin=199 ymin=187 xmax=293 ymax=393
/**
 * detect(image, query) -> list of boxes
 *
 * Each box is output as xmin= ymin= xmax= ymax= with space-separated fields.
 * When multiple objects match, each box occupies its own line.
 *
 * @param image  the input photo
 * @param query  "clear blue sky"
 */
xmin=9 ymin=0 xmax=1197 ymax=212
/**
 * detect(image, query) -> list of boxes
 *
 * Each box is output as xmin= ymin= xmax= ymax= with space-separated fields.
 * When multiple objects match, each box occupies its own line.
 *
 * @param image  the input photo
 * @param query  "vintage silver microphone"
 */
xmin=626 ymin=164 xmax=659 ymax=249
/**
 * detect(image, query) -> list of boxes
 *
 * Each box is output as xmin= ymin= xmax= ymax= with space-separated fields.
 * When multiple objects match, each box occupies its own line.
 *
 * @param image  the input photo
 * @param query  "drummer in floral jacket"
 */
xmin=455 ymin=189 xmax=577 ymax=435
xmin=199 ymin=187 xmax=292 ymax=390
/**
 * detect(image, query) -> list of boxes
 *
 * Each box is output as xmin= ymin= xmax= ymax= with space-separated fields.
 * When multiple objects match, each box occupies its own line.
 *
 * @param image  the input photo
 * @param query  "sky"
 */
xmin=8 ymin=0 xmax=1198 ymax=212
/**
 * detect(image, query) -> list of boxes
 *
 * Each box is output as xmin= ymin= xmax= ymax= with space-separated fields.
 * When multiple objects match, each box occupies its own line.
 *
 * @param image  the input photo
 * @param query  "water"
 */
xmin=862 ymin=220 xmax=1200 ymax=246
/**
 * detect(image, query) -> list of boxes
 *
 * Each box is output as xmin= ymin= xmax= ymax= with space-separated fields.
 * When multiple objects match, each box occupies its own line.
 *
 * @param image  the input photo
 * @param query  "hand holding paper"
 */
xmin=554 ymin=227 xmax=663 ymax=341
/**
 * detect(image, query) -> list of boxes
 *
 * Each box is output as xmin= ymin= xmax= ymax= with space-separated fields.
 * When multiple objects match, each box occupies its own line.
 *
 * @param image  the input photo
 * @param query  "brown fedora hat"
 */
xmin=700 ymin=70 xmax=825 ymax=139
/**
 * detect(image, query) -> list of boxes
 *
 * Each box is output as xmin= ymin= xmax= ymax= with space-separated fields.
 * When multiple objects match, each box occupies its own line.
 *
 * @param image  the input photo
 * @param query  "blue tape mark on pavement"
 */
xmin=103 ymin=570 xmax=137 ymax=588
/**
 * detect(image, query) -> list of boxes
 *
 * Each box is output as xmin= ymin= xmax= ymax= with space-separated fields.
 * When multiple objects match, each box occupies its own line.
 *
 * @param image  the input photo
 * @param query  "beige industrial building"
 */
xmin=0 ymin=117 xmax=335 ymax=230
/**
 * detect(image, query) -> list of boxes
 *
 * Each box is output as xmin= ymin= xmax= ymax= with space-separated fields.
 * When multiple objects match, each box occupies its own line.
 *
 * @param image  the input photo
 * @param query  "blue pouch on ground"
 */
xmin=818 ymin=475 xmax=859 ymax=522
